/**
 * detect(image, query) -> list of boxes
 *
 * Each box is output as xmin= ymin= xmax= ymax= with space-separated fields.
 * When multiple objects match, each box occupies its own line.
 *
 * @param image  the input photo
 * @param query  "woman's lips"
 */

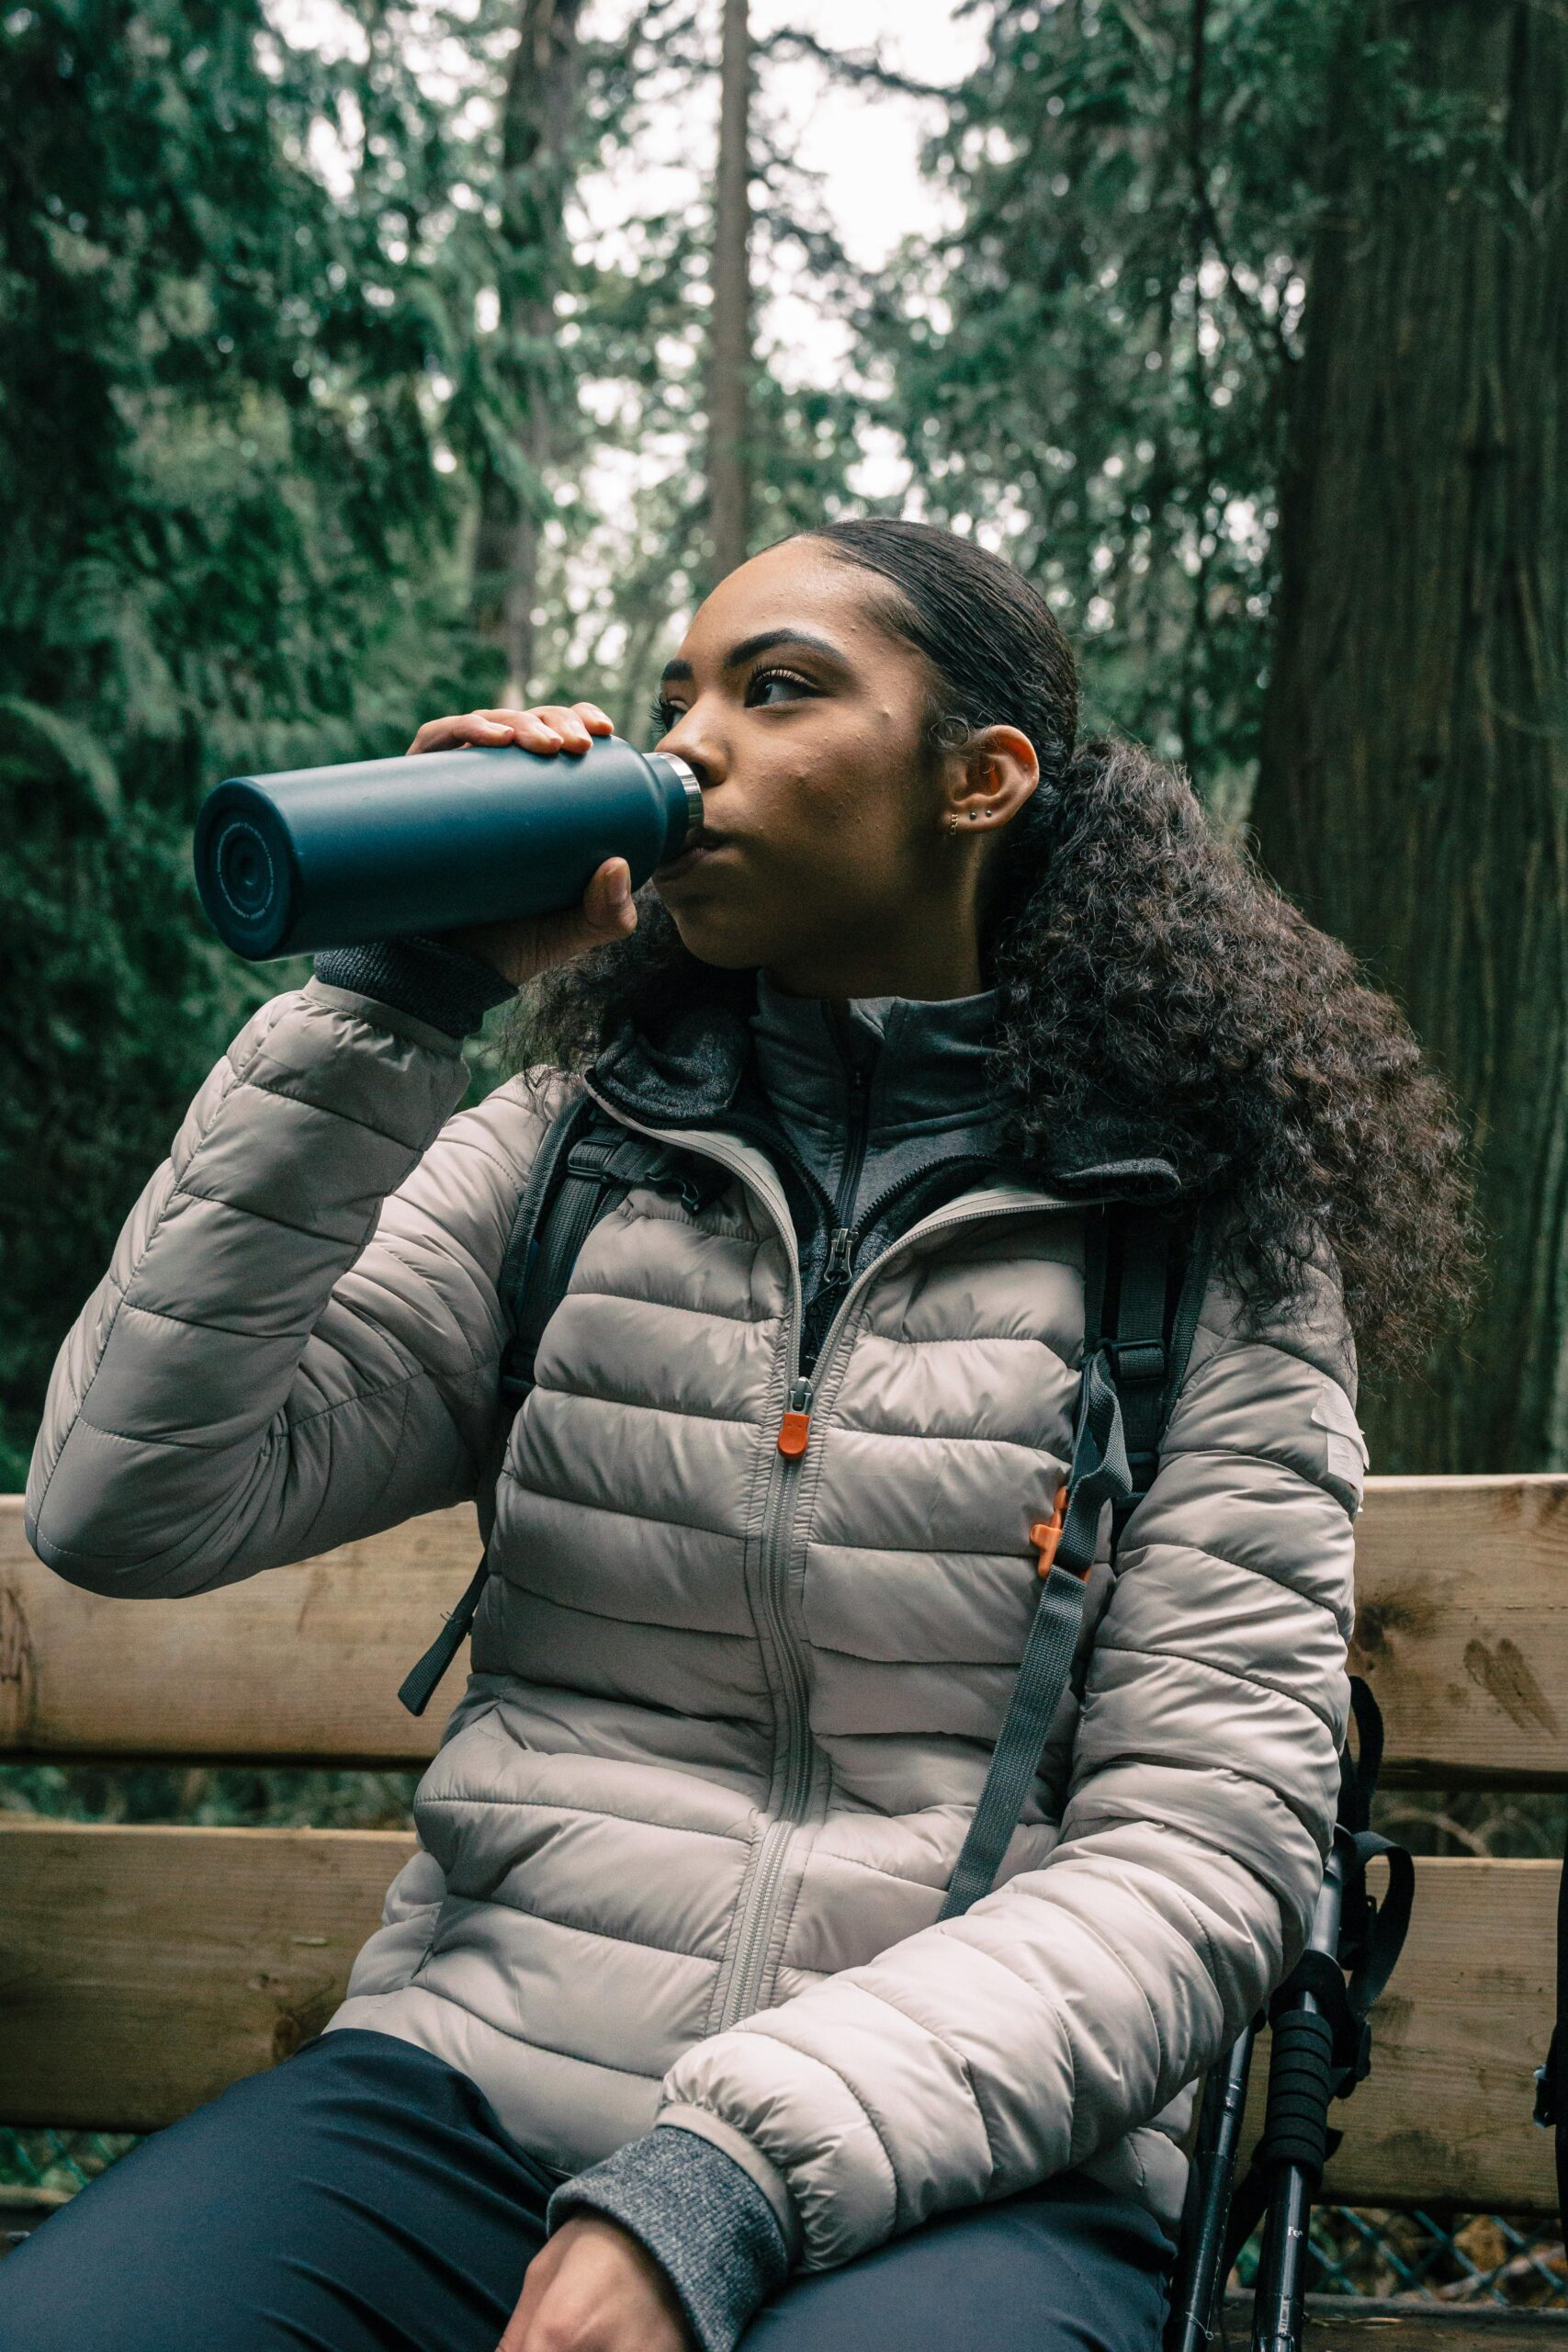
xmin=654 ymin=831 xmax=729 ymax=883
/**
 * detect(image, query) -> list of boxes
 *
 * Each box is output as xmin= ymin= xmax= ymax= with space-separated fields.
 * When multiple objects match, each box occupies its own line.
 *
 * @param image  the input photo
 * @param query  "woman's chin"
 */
xmin=665 ymin=922 xmax=771 ymax=973
xmin=655 ymin=888 xmax=774 ymax=968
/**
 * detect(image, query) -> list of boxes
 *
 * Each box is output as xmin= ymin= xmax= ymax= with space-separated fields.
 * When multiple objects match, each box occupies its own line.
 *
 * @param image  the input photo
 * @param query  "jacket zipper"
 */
xmin=821 ymin=1009 xmax=874 ymax=1288
xmin=580 ymin=1084 xmax=816 ymax=2027
xmin=784 ymin=1148 xmax=1000 ymax=1442
xmin=581 ymin=1079 xmax=1088 ymax=2030
xmin=721 ymin=1182 xmax=1097 ymax=2025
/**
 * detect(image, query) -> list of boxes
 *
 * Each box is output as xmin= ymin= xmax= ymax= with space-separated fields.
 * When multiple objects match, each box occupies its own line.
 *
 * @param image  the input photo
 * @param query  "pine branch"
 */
xmin=1186 ymin=0 xmax=1294 ymax=375
xmin=752 ymin=24 xmax=957 ymax=102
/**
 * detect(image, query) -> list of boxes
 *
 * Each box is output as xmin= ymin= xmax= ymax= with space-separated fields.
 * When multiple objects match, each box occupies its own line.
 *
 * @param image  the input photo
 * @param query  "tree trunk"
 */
xmin=1250 ymin=2 xmax=1568 ymax=1473
xmin=471 ymin=0 xmax=585 ymax=703
xmin=704 ymin=0 xmax=753 ymax=588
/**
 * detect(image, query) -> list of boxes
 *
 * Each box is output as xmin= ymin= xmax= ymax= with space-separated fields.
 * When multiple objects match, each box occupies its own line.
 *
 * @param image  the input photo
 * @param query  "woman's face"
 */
xmin=649 ymin=537 xmax=1036 ymax=998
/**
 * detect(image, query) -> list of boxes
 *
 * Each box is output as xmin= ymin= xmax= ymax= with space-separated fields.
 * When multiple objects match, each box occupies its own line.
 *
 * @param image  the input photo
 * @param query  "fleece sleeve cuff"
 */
xmin=312 ymin=935 xmax=516 ymax=1041
xmin=547 ymin=2125 xmax=791 ymax=2352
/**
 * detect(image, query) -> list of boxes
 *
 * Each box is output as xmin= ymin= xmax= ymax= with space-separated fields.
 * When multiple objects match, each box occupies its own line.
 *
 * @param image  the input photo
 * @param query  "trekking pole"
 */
xmin=1187 ymin=1683 xmax=1411 ymax=2352
xmin=1248 ymin=1836 xmax=1349 ymax=2352
xmin=1165 ymin=2021 xmax=1259 ymax=2352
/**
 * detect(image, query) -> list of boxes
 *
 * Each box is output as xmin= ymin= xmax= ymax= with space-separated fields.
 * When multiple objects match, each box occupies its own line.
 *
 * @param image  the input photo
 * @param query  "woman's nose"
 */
xmin=659 ymin=715 xmax=723 ymax=793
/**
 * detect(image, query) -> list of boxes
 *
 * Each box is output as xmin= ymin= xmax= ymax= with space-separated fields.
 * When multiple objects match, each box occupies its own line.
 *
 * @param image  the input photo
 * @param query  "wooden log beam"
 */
xmin=1349 ymin=1476 xmax=1568 ymax=1789
xmin=0 ymin=1498 xmax=468 ymax=1767
xmin=0 ymin=1826 xmax=1558 ymax=2221
xmin=3 ymin=1476 xmax=1567 ymax=1785
xmin=0 ymin=1819 xmax=412 ymax=2132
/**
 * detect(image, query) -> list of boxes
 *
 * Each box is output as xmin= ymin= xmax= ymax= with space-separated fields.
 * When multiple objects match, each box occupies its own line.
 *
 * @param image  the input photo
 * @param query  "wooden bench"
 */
xmin=3 ymin=1476 xmax=1567 ymax=2344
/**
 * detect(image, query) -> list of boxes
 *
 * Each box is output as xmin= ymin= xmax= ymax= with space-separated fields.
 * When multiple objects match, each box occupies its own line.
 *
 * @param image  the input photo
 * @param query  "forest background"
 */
xmin=0 ymin=0 xmax=1565 ymax=2249
xmin=1 ymin=5 xmax=1565 ymax=1519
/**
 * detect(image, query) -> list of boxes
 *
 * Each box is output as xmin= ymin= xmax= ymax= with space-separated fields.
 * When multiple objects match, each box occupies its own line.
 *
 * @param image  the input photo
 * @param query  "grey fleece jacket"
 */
xmin=312 ymin=934 xmax=1011 ymax=2349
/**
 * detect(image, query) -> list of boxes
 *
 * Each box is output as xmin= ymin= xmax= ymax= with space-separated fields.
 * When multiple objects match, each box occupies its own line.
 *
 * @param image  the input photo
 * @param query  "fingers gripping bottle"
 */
xmin=193 ymin=737 xmax=704 ymax=960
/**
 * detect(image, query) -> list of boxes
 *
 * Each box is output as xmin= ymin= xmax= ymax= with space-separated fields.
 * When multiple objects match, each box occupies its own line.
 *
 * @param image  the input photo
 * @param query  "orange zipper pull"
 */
xmin=777 ymin=1377 xmax=813 ymax=1458
xmin=1030 ymin=1484 xmax=1069 ymax=1576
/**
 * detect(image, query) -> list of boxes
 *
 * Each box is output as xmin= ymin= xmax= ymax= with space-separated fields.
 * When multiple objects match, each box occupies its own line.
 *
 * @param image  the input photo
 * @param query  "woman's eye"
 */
xmin=749 ymin=668 xmax=815 ymax=707
xmin=648 ymin=670 xmax=813 ymax=736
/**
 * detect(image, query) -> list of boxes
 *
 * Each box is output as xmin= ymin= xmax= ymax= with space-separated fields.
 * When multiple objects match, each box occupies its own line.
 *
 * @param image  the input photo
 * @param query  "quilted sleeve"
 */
xmin=655 ymin=1253 xmax=1359 ymax=2271
xmin=25 ymin=978 xmax=563 ymax=1598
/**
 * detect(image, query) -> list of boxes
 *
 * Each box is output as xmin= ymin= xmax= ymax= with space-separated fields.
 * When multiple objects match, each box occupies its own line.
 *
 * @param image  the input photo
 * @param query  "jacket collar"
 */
xmin=746 ymin=967 xmax=1003 ymax=1148
xmin=585 ymin=981 xmax=1187 ymax=1204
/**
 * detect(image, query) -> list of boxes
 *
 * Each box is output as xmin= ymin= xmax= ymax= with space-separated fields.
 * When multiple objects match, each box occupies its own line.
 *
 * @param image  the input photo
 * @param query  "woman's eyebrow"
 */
xmin=658 ymin=628 xmax=849 ymax=688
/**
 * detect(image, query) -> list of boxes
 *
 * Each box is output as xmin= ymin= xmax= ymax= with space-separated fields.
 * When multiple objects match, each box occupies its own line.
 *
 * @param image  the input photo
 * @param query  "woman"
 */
xmin=10 ymin=521 xmax=1468 ymax=2352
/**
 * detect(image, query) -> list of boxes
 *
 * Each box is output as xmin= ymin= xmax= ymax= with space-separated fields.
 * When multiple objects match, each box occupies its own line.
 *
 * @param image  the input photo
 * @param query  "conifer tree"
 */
xmin=705 ymin=0 xmax=754 ymax=587
xmin=863 ymin=0 xmax=1347 ymax=799
xmin=1250 ymin=0 xmax=1568 ymax=1470
xmin=468 ymin=0 xmax=589 ymax=702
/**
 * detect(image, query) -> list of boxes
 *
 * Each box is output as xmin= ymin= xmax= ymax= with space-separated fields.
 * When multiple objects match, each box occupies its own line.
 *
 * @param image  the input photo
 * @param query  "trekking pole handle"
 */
xmin=1250 ymin=1841 xmax=1348 ymax=2352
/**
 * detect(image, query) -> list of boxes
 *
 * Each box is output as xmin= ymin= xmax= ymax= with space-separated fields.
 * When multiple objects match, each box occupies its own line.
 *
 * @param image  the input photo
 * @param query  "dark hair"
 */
xmin=510 ymin=518 xmax=1473 ymax=1369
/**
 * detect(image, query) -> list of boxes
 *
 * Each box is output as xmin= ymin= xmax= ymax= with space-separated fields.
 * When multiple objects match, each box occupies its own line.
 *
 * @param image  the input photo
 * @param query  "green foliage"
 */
xmin=0 ymin=769 xmax=265 ymax=1487
xmin=0 ymin=0 xmax=1483 ymax=1481
xmin=0 ymin=1759 xmax=417 ymax=1828
xmin=1 ymin=0 xmax=489 ymax=782
xmin=856 ymin=0 xmax=1442 ymax=806
xmin=0 ymin=0 xmax=508 ymax=1476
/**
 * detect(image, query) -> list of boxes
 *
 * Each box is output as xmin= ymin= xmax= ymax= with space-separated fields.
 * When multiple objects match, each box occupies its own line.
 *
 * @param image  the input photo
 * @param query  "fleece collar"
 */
xmin=586 ymin=974 xmax=1187 ymax=1204
xmin=745 ymin=968 xmax=1004 ymax=1151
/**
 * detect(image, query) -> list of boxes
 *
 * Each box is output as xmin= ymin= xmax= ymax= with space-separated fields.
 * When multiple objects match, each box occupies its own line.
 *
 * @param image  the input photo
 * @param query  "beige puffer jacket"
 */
xmin=27 ymin=978 xmax=1361 ymax=2270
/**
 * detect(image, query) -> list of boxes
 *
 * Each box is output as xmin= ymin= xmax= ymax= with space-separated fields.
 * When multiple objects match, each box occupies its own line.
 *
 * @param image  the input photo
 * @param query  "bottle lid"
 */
xmin=652 ymin=752 xmax=705 ymax=857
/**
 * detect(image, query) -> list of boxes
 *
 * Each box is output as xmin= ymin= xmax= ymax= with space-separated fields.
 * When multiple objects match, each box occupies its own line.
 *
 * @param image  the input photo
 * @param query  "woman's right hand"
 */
xmin=410 ymin=703 xmax=637 ymax=988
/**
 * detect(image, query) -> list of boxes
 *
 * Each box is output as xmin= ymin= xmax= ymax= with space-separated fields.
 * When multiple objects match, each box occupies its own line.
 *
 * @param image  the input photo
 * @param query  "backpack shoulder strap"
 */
xmin=501 ymin=1093 xmax=634 ymax=1417
xmin=1106 ymin=1204 xmax=1213 ymax=1528
xmin=500 ymin=1098 xmax=728 ymax=1414
xmin=496 ymin=1088 xmax=599 ymax=1367
xmin=397 ymin=1091 xmax=693 ymax=1718
xmin=1105 ymin=1212 xmax=1174 ymax=1519
xmin=937 ymin=1201 xmax=1209 ymax=1918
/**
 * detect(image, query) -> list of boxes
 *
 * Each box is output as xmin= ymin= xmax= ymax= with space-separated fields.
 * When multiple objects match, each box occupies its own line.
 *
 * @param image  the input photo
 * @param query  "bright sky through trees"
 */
xmin=269 ymin=0 xmax=987 ymax=514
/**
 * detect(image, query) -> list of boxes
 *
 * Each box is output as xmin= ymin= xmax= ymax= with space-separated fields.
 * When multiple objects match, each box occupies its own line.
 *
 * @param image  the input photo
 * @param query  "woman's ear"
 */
xmin=946 ymin=726 xmax=1041 ymax=831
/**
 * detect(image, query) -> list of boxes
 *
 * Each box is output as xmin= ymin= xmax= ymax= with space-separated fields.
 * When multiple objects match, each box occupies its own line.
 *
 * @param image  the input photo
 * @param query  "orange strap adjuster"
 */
xmin=1030 ymin=1485 xmax=1070 ymax=1577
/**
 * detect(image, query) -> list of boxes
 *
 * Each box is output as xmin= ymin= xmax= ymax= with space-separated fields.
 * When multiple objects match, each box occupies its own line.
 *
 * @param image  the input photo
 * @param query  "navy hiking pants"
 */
xmin=0 ymin=2029 xmax=1173 ymax=2352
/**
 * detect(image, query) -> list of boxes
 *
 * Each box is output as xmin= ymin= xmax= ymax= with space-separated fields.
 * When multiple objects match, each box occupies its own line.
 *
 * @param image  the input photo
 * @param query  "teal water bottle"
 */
xmin=193 ymin=736 xmax=703 ymax=960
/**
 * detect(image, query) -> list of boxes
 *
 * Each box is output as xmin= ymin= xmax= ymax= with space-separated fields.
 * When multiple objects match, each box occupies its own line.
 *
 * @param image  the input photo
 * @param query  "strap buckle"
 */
xmin=1030 ymin=1485 xmax=1073 ymax=1578
xmin=566 ymin=1136 xmax=656 ymax=1185
xmin=1108 ymin=1339 xmax=1167 ymax=1385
